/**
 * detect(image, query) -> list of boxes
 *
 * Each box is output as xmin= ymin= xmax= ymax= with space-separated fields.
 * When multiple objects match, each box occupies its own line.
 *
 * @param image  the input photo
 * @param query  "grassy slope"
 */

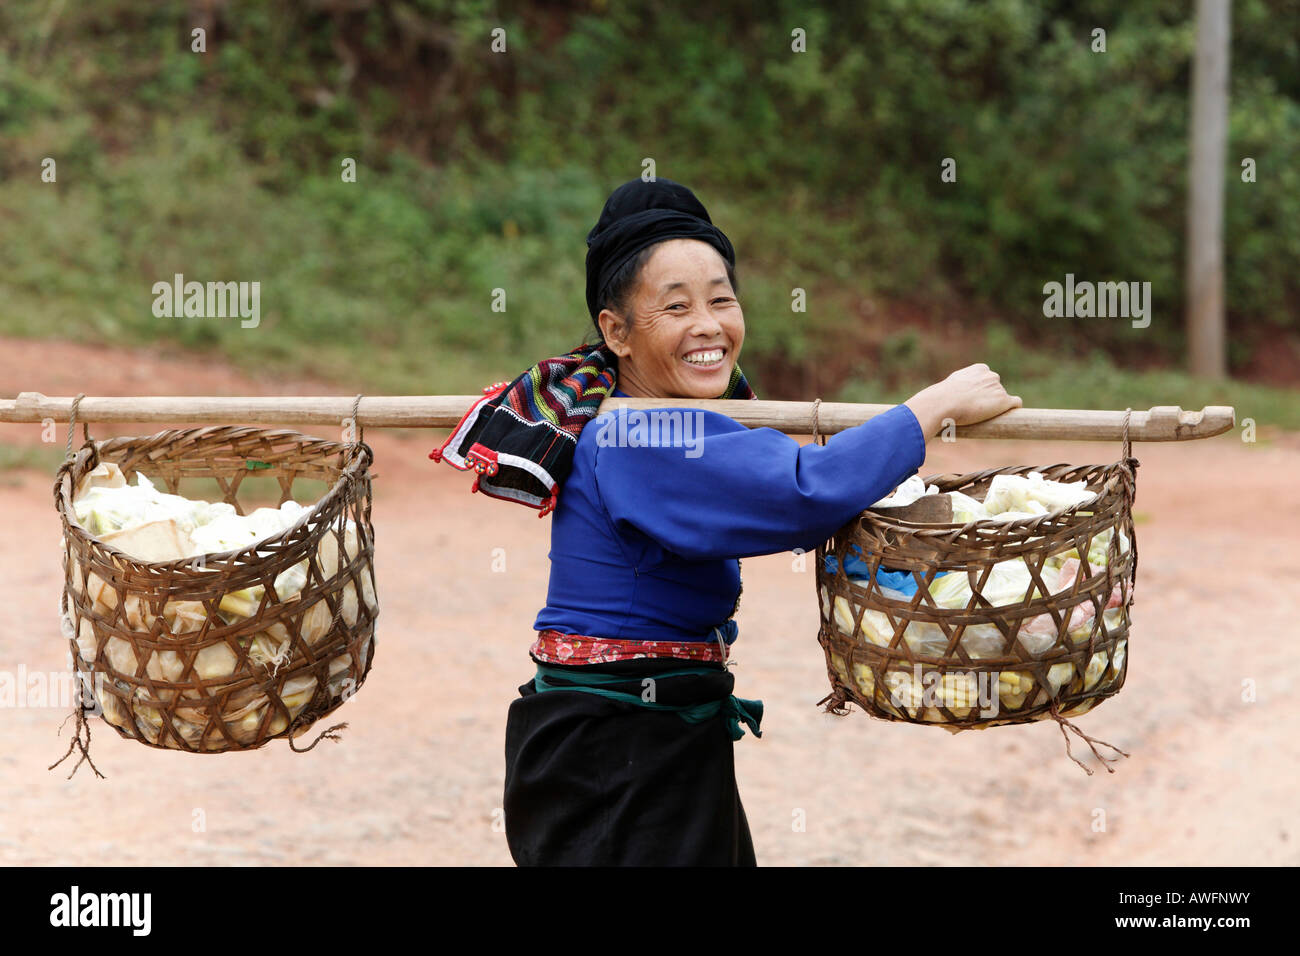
xmin=0 ymin=66 xmax=1293 ymax=432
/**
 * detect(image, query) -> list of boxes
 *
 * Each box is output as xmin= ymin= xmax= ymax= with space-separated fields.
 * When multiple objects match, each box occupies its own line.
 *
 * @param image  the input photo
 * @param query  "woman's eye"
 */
xmin=712 ymin=297 xmax=734 ymax=305
xmin=667 ymin=303 xmax=687 ymax=311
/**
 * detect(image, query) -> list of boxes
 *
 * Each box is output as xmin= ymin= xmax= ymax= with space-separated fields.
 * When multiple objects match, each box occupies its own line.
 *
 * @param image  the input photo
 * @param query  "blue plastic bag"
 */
xmin=822 ymin=545 xmax=948 ymax=597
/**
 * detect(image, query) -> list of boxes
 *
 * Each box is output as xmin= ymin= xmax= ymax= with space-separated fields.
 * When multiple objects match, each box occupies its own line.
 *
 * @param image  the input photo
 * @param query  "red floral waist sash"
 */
xmin=530 ymin=629 xmax=732 ymax=666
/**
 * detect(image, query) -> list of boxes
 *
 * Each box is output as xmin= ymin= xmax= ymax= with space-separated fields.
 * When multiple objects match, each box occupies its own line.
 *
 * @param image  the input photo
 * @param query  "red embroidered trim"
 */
xmin=428 ymin=382 xmax=510 ymax=464
xmin=530 ymin=629 xmax=729 ymax=666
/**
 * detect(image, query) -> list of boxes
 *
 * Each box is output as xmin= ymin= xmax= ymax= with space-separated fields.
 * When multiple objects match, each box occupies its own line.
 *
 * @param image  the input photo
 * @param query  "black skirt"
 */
xmin=503 ymin=656 xmax=756 ymax=866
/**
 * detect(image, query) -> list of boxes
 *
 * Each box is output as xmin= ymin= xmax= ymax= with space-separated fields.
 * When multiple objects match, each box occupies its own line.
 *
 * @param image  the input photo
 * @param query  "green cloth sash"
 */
xmin=532 ymin=663 xmax=763 ymax=742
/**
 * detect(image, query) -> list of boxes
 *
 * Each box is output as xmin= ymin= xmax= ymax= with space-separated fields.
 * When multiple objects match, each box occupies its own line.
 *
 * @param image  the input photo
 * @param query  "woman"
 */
xmin=430 ymin=178 xmax=1021 ymax=865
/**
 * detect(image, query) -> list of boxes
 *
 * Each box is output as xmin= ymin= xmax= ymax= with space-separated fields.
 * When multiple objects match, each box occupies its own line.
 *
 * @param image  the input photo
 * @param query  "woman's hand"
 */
xmin=903 ymin=364 xmax=1022 ymax=439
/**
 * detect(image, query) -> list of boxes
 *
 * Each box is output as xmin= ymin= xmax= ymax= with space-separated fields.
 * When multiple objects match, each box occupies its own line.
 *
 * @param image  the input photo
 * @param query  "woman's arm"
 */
xmin=594 ymin=403 xmax=927 ymax=560
xmin=594 ymin=364 xmax=1020 ymax=562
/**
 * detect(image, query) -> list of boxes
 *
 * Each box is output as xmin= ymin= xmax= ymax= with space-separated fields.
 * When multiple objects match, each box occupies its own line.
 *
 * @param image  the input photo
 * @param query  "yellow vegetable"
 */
xmin=193 ymin=640 xmax=239 ymax=681
xmin=74 ymin=617 xmax=100 ymax=664
xmin=162 ymin=599 xmax=208 ymax=635
xmin=1046 ymin=662 xmax=1075 ymax=694
xmin=1109 ymin=639 xmax=1127 ymax=680
xmin=218 ymin=588 xmax=261 ymax=619
xmin=998 ymin=669 xmax=1034 ymax=709
xmin=249 ymin=633 xmax=290 ymax=671
xmin=850 ymin=660 xmax=876 ymax=698
xmin=1061 ymin=697 xmax=1099 ymax=717
xmin=97 ymin=685 xmax=132 ymax=731
xmin=1078 ymin=651 xmax=1109 ymax=691
xmin=884 ymin=669 xmax=925 ymax=710
xmin=883 ymin=668 xmax=978 ymax=719
xmin=103 ymin=636 xmax=139 ymax=676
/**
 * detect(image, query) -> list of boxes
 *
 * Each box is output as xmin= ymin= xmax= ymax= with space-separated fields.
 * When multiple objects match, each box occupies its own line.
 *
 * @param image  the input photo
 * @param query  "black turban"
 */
xmin=585 ymin=178 xmax=736 ymax=320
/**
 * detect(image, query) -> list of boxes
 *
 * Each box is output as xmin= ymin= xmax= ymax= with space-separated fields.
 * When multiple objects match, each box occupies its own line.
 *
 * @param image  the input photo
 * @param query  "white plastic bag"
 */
xmin=871 ymin=474 xmax=940 ymax=508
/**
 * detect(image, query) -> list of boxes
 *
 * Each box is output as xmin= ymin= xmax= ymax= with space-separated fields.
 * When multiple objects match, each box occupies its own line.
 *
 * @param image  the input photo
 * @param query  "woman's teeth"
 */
xmin=683 ymin=349 xmax=725 ymax=366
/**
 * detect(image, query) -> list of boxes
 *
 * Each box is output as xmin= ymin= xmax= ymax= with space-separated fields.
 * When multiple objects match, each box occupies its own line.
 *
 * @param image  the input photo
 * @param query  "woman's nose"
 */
xmin=689 ymin=307 xmax=725 ymax=336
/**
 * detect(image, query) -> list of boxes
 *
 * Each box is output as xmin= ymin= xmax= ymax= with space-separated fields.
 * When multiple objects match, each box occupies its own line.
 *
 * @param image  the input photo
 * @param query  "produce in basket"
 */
xmin=870 ymin=471 xmax=1100 ymax=522
xmin=825 ymin=470 xmax=1131 ymax=663
xmin=66 ymin=461 xmax=375 ymax=751
xmin=825 ymin=551 xmax=1127 ymax=660
xmin=819 ymin=459 xmax=1135 ymax=765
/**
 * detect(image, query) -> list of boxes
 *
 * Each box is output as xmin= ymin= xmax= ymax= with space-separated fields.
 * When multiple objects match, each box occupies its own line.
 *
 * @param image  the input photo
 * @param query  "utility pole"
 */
xmin=1186 ymin=0 xmax=1231 ymax=379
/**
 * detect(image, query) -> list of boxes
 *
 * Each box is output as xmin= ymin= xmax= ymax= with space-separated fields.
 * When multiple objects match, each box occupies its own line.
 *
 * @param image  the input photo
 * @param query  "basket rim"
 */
xmin=862 ymin=461 xmax=1130 ymax=535
xmin=55 ymin=425 xmax=373 ymax=572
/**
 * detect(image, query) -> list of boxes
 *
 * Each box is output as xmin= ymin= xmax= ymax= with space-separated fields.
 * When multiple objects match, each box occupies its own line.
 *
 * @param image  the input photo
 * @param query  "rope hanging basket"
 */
xmin=813 ymin=404 xmax=1139 ymax=774
xmin=50 ymin=396 xmax=378 ymax=775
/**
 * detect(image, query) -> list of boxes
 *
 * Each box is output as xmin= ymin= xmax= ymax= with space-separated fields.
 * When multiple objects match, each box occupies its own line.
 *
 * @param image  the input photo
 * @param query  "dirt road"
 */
xmin=1 ymin=335 xmax=1295 ymax=865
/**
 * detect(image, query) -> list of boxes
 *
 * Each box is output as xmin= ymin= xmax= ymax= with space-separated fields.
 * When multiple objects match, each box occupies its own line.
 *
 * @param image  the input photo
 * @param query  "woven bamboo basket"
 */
xmin=51 ymin=412 xmax=377 ymax=774
xmin=814 ymin=412 xmax=1139 ymax=772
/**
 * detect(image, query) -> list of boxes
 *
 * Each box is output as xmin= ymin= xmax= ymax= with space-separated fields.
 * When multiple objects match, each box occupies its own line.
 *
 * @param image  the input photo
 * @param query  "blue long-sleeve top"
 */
xmin=532 ymin=389 xmax=928 ymax=644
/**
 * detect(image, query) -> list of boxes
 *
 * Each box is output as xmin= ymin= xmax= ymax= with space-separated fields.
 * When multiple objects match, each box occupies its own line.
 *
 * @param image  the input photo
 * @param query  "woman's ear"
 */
xmin=597 ymin=307 xmax=632 ymax=357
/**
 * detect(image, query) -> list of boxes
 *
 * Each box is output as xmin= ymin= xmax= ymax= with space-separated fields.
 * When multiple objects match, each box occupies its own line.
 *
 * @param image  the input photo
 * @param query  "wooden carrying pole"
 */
xmin=0 ymin=391 xmax=1235 ymax=442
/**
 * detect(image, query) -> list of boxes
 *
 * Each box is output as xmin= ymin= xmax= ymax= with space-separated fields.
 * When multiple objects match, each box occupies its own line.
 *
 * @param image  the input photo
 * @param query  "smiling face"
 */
xmin=596 ymin=238 xmax=744 ymax=399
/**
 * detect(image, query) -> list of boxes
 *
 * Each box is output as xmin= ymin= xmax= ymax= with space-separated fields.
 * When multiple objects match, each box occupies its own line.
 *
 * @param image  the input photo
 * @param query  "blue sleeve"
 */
xmin=592 ymin=402 xmax=928 ymax=560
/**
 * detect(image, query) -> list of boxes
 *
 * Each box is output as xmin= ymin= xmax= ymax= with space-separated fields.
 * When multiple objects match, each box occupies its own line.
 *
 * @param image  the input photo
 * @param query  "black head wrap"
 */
xmin=585 ymin=178 xmax=736 ymax=321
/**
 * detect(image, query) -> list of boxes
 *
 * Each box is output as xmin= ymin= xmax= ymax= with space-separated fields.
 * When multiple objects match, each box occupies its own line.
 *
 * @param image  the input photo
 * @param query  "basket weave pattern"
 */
xmin=815 ymin=456 xmax=1137 ymax=732
xmin=53 ymin=425 xmax=378 ymax=756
